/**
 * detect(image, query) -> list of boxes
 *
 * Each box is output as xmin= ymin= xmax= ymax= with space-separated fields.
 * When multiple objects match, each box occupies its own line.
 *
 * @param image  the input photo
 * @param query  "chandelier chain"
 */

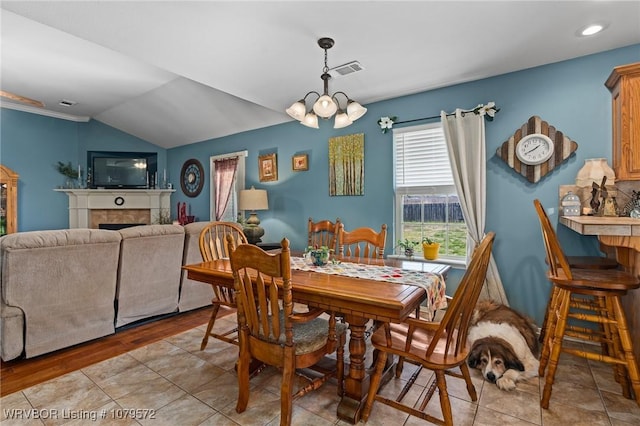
xmin=323 ymin=47 xmax=329 ymax=74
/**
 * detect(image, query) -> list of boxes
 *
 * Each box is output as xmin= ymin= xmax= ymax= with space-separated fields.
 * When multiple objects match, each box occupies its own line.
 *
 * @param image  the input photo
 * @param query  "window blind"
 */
xmin=393 ymin=123 xmax=453 ymax=188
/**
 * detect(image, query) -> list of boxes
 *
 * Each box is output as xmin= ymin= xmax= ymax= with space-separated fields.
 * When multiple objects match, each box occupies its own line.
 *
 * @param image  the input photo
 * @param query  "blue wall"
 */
xmin=2 ymin=44 xmax=639 ymax=326
xmin=0 ymin=114 xmax=167 ymax=230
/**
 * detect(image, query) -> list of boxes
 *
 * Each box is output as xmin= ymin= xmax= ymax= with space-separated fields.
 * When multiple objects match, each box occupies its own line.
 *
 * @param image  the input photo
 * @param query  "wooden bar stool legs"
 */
xmin=539 ymin=285 xmax=640 ymax=408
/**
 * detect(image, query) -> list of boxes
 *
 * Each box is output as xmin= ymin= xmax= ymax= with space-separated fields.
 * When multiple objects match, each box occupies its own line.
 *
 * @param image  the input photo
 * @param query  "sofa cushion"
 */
xmin=115 ymin=224 xmax=185 ymax=327
xmin=0 ymin=229 xmax=122 ymax=360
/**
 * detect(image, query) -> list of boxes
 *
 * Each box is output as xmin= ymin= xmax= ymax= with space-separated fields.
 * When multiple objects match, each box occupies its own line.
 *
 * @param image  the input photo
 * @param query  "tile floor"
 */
xmin=1 ymin=315 xmax=639 ymax=425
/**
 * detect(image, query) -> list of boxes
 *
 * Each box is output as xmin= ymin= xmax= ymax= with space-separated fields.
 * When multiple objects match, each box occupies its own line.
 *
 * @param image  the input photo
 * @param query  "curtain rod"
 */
xmin=377 ymin=102 xmax=499 ymax=133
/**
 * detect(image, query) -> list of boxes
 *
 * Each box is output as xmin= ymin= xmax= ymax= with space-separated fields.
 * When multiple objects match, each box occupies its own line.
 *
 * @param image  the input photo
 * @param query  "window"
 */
xmin=393 ymin=123 xmax=466 ymax=259
xmin=209 ymin=150 xmax=248 ymax=222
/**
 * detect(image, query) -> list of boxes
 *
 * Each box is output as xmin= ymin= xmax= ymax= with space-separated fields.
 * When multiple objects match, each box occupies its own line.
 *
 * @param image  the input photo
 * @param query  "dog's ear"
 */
xmin=505 ymin=356 xmax=525 ymax=371
xmin=468 ymin=344 xmax=482 ymax=368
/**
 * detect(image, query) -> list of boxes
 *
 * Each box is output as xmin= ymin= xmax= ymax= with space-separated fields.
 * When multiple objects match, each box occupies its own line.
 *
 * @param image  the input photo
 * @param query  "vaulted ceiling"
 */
xmin=1 ymin=1 xmax=639 ymax=148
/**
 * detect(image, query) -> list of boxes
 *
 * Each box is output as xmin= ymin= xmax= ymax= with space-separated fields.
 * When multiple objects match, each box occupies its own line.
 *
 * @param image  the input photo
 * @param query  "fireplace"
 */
xmin=56 ymin=189 xmax=174 ymax=229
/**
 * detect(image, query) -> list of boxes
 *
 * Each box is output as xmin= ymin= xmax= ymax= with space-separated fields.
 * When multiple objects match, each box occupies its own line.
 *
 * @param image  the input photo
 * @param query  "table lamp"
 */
xmin=239 ymin=186 xmax=268 ymax=244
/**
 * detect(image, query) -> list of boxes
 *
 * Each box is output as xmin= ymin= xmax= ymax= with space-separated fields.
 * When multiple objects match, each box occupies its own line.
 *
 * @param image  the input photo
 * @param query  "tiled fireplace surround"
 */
xmin=56 ymin=189 xmax=174 ymax=229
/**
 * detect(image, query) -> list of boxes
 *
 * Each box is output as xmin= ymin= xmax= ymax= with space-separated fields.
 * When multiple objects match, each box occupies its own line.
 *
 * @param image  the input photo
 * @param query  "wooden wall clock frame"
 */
xmin=496 ymin=115 xmax=578 ymax=183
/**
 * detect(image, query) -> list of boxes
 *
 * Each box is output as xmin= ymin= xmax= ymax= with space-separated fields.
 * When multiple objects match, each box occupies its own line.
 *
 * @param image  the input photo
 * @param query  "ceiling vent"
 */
xmin=59 ymin=99 xmax=77 ymax=107
xmin=328 ymin=61 xmax=364 ymax=78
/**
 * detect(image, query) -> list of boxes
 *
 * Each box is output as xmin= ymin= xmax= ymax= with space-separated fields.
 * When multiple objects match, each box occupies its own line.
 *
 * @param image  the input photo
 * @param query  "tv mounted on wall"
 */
xmin=87 ymin=151 xmax=158 ymax=189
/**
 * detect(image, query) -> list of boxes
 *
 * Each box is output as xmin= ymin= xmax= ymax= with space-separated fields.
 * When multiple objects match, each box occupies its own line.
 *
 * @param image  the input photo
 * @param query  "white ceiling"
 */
xmin=1 ymin=1 xmax=639 ymax=149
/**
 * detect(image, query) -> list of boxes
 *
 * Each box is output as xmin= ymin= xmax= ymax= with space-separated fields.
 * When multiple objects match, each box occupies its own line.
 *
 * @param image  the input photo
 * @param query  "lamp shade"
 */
xmin=575 ymin=158 xmax=616 ymax=187
xmin=334 ymin=110 xmax=353 ymax=129
xmin=301 ymin=111 xmax=319 ymax=129
xmin=286 ymin=100 xmax=306 ymax=121
xmin=239 ymin=187 xmax=268 ymax=211
xmin=346 ymin=100 xmax=367 ymax=121
xmin=313 ymin=95 xmax=338 ymax=118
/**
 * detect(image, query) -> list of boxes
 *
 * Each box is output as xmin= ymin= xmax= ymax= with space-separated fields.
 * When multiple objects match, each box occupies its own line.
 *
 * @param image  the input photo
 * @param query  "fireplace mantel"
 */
xmin=55 ymin=189 xmax=174 ymax=229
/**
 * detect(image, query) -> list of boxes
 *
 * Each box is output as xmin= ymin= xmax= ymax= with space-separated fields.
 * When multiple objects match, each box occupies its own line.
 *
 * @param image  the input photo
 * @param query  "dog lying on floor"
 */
xmin=467 ymin=300 xmax=540 ymax=391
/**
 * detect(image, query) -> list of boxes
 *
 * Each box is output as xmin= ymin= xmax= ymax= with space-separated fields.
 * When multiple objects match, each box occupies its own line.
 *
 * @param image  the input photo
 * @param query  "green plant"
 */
xmin=396 ymin=239 xmax=419 ymax=249
xmin=422 ymin=237 xmax=438 ymax=245
xmin=304 ymin=245 xmax=332 ymax=266
xmin=56 ymin=161 xmax=80 ymax=179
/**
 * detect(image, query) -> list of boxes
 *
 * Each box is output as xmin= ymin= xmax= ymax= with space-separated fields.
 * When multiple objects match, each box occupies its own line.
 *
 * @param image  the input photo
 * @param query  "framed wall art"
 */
xmin=258 ymin=153 xmax=278 ymax=182
xmin=292 ymin=154 xmax=309 ymax=171
xmin=329 ymin=133 xmax=364 ymax=196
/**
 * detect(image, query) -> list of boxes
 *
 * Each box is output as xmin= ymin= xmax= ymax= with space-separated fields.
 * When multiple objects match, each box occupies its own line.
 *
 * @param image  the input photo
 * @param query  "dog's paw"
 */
xmin=496 ymin=377 xmax=516 ymax=391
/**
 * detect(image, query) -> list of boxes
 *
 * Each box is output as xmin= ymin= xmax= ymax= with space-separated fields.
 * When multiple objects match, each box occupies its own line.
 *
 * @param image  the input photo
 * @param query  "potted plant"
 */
xmin=422 ymin=237 xmax=440 ymax=260
xmin=56 ymin=161 xmax=81 ymax=188
xmin=304 ymin=245 xmax=332 ymax=266
xmin=396 ymin=239 xmax=419 ymax=258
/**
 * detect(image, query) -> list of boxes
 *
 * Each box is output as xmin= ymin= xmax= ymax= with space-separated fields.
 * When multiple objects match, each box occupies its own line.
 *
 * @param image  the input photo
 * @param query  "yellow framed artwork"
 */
xmin=259 ymin=153 xmax=278 ymax=182
xmin=329 ymin=133 xmax=364 ymax=196
xmin=292 ymin=154 xmax=309 ymax=171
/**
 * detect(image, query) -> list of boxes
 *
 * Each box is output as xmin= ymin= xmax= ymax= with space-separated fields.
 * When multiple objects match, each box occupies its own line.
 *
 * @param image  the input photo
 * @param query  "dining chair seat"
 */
xmin=533 ymin=199 xmax=640 ymax=409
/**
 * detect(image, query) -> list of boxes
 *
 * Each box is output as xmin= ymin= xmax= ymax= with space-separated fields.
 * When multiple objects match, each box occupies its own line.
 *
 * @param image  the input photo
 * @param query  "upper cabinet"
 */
xmin=0 ymin=165 xmax=18 ymax=235
xmin=605 ymin=62 xmax=640 ymax=181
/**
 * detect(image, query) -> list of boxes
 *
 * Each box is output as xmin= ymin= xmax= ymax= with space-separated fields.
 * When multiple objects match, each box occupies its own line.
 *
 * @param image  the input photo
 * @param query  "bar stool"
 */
xmin=533 ymin=199 xmax=640 ymax=408
xmin=535 ymin=201 xmax=619 ymax=344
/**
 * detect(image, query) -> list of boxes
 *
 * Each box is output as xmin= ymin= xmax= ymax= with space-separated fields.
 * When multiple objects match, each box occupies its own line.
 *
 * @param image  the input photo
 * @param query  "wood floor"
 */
xmin=0 ymin=306 xmax=232 ymax=397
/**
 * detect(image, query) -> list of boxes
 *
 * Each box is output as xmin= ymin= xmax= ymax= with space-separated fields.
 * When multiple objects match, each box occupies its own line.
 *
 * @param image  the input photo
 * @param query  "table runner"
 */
xmin=290 ymin=257 xmax=447 ymax=318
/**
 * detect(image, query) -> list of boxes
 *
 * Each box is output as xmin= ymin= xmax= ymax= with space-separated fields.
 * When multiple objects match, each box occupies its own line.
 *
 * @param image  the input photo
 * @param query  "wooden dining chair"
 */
xmin=533 ymin=199 xmax=640 ymax=408
xmin=307 ymin=217 xmax=341 ymax=252
xmin=198 ymin=221 xmax=248 ymax=350
xmin=337 ymin=223 xmax=387 ymax=259
xmin=361 ymin=232 xmax=495 ymax=425
xmin=228 ymin=236 xmax=347 ymax=426
xmin=534 ymin=200 xmax=619 ymax=343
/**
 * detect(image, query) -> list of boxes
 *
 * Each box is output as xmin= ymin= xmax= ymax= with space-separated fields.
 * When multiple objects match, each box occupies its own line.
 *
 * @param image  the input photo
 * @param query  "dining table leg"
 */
xmin=337 ymin=315 xmax=370 ymax=424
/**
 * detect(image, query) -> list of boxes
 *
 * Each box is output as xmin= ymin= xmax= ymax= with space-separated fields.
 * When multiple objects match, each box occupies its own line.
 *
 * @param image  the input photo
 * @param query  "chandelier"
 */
xmin=286 ymin=37 xmax=367 ymax=129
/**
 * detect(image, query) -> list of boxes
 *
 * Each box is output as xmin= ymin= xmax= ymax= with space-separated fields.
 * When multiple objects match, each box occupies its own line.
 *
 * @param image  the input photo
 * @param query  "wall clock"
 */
xmin=516 ymin=133 xmax=555 ymax=165
xmin=180 ymin=159 xmax=204 ymax=197
xmin=496 ymin=116 xmax=578 ymax=183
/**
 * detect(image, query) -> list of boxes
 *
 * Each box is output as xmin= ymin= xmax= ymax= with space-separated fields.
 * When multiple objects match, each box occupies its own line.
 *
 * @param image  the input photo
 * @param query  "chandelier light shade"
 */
xmin=286 ymin=37 xmax=367 ymax=129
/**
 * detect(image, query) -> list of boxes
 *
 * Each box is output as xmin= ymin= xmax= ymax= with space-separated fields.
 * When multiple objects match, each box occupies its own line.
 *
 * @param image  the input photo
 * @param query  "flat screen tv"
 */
xmin=88 ymin=151 xmax=157 ymax=189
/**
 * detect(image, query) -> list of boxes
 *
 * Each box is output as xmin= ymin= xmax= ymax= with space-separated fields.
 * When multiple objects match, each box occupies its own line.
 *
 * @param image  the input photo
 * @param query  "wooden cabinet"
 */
xmin=0 ymin=165 xmax=19 ymax=235
xmin=605 ymin=62 xmax=640 ymax=180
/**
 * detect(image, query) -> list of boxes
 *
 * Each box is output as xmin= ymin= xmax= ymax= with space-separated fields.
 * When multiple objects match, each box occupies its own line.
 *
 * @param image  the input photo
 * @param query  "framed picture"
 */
xmin=292 ymin=154 xmax=309 ymax=171
xmin=258 ymin=153 xmax=278 ymax=182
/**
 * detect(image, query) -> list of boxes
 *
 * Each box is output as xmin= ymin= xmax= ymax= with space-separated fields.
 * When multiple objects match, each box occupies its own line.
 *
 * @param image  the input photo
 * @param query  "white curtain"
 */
xmin=440 ymin=110 xmax=508 ymax=305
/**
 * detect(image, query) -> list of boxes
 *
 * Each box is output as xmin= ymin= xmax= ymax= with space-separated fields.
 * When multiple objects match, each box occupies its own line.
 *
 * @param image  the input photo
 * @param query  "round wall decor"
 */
xmin=180 ymin=159 xmax=204 ymax=197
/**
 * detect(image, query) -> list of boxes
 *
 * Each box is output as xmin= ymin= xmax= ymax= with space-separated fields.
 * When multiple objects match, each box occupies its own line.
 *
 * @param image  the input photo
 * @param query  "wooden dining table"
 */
xmin=183 ymin=254 xmax=449 ymax=424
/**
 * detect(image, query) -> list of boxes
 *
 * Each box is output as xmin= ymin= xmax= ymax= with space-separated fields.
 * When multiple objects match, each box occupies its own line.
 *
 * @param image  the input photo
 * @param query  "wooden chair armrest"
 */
xmin=404 ymin=316 xmax=441 ymax=331
xmin=290 ymin=307 xmax=326 ymax=323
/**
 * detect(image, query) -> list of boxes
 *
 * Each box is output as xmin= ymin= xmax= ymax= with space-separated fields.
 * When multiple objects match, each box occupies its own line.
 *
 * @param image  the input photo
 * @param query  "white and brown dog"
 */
xmin=467 ymin=300 xmax=540 ymax=391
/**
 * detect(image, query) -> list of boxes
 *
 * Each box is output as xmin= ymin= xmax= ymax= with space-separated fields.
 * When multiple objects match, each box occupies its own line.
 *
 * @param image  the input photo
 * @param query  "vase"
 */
xmin=422 ymin=242 xmax=440 ymax=260
xmin=404 ymin=247 xmax=414 ymax=258
xmin=575 ymin=158 xmax=615 ymax=187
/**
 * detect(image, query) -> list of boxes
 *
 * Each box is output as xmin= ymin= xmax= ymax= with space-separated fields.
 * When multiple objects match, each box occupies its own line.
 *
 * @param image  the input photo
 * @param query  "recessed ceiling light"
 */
xmin=578 ymin=23 xmax=607 ymax=37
